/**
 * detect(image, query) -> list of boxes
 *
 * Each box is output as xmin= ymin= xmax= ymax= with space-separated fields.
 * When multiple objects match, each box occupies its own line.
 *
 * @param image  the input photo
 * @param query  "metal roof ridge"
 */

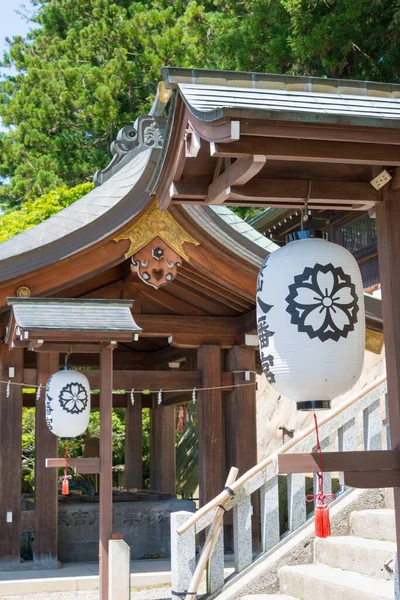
xmin=162 ymin=66 xmax=400 ymax=96
xmin=7 ymin=298 xmax=134 ymax=306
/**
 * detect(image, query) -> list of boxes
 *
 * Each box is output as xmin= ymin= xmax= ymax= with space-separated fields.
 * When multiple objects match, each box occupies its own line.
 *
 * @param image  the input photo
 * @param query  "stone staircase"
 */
xmin=243 ymin=508 xmax=396 ymax=600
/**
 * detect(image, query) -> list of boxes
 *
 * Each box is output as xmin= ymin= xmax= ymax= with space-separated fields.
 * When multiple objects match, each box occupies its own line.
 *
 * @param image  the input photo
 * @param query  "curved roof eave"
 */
xmin=161 ymin=67 xmax=400 ymax=128
xmin=0 ymin=148 xmax=158 ymax=282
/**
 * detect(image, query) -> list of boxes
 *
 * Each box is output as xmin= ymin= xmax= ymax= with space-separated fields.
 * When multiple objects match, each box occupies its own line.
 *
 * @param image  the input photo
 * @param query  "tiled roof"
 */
xmin=7 ymin=298 xmax=140 ymax=332
xmin=162 ymin=67 xmax=400 ymax=127
xmin=183 ymin=205 xmax=278 ymax=267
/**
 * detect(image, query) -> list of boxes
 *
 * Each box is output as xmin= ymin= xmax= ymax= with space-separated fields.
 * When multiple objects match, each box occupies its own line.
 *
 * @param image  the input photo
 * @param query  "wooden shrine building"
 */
xmin=0 ymin=67 xmax=395 ymax=572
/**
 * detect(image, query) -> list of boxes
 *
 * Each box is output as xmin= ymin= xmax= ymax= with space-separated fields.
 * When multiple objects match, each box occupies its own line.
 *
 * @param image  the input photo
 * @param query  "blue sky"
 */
xmin=0 ymin=0 xmax=35 ymax=61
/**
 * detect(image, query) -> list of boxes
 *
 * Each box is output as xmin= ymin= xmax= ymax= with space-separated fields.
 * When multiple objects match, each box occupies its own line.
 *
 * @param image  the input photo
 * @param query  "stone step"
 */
xmin=279 ymin=564 xmax=394 ymax=600
xmin=314 ymin=536 xmax=396 ymax=580
xmin=350 ymin=509 xmax=396 ymax=542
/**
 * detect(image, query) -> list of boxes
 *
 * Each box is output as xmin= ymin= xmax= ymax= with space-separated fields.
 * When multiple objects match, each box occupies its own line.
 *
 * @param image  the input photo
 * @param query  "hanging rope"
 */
xmin=306 ymin=412 xmax=336 ymax=537
xmin=0 ymin=378 xmax=257 ymax=396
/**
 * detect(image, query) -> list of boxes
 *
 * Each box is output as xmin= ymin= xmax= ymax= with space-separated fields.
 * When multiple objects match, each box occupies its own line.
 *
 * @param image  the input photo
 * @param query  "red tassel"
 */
xmin=62 ymin=478 xmax=70 ymax=496
xmin=315 ymin=503 xmax=330 ymax=538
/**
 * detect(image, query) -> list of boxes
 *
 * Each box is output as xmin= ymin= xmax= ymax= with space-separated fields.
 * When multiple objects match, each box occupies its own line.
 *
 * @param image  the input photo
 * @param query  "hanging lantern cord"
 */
xmin=300 ymin=181 xmax=312 ymax=231
xmin=60 ymin=441 xmax=72 ymax=495
xmin=306 ymin=413 xmax=336 ymax=537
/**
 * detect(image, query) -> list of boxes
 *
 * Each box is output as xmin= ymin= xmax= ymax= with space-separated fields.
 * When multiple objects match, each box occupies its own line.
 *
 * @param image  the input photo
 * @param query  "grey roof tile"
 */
xmin=8 ymin=298 xmax=141 ymax=333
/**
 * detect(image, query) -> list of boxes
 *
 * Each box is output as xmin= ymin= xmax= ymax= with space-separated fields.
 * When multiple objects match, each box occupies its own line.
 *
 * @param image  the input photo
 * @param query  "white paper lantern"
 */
xmin=45 ymin=370 xmax=91 ymax=437
xmin=257 ymin=232 xmax=365 ymax=410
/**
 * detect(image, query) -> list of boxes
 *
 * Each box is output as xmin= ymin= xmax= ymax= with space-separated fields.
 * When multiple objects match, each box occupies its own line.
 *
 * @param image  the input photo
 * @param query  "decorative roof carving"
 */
xmin=114 ymin=200 xmax=199 ymax=262
xmin=131 ymin=236 xmax=182 ymax=289
xmin=94 ymin=116 xmax=167 ymax=186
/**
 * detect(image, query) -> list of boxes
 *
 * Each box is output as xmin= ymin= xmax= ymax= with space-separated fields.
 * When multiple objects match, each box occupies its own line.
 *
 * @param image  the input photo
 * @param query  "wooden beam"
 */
xmin=45 ymin=458 xmax=100 ymax=474
xmin=134 ymin=314 xmax=239 ymax=337
xmin=188 ymin=116 xmax=240 ymax=143
xmin=125 ymin=393 xmax=143 ymax=489
xmin=32 ymin=343 xmax=102 ymax=354
xmin=99 ymin=344 xmax=114 ymax=600
xmin=18 ymin=330 xmax=132 ymax=343
xmin=344 ymin=470 xmax=400 ymax=488
xmin=24 ymin=369 xmax=235 ymax=392
xmin=376 ymin=187 xmax=400 ymax=577
xmin=169 ymin=333 xmax=238 ymax=349
xmin=277 ymin=450 xmax=400 ymax=474
xmin=391 ymin=168 xmax=400 ymax=191
xmin=210 ymin=137 xmax=400 ymax=166
xmin=0 ymin=343 xmax=23 ymax=567
xmin=227 ymin=179 xmax=378 ymax=207
xmin=198 ymin=345 xmax=224 ymax=506
xmin=34 ymin=352 xmax=59 ymax=566
xmin=239 ymin=119 xmax=400 ymax=146
xmin=205 ymin=156 xmax=267 ymax=205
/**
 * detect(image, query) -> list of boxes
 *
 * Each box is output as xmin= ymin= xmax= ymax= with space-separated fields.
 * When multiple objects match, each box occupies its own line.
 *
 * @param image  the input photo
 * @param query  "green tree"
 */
xmin=2 ymin=0 xmax=400 ymax=206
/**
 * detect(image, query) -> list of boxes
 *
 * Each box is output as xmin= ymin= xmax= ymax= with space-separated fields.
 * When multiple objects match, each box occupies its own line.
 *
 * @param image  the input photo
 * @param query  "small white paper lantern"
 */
xmin=45 ymin=370 xmax=91 ymax=437
xmin=257 ymin=232 xmax=365 ymax=410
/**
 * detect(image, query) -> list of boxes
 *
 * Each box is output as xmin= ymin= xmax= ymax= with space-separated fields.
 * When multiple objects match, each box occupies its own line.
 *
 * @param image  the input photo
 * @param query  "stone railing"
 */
xmin=171 ymin=375 xmax=387 ymax=599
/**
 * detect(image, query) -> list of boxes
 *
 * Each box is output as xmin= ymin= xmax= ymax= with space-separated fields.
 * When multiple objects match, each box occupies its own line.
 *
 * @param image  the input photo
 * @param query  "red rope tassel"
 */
xmin=306 ymin=414 xmax=336 ymax=538
xmin=60 ymin=441 xmax=71 ymax=496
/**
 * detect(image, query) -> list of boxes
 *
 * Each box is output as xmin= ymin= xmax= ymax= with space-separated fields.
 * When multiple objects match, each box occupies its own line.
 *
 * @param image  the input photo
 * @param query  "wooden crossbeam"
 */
xmin=169 ymin=177 xmax=378 ymax=210
xmin=45 ymin=457 xmax=101 ymax=474
xmin=277 ymin=450 xmax=400 ymax=489
xmin=205 ymin=155 xmax=266 ymax=205
xmin=277 ymin=450 xmax=400 ymax=474
xmin=210 ymin=137 xmax=400 ymax=166
xmin=228 ymin=179 xmax=378 ymax=207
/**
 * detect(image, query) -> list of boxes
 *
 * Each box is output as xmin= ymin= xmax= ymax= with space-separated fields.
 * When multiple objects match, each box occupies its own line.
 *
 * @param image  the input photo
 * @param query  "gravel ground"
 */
xmin=0 ymin=583 xmax=203 ymax=600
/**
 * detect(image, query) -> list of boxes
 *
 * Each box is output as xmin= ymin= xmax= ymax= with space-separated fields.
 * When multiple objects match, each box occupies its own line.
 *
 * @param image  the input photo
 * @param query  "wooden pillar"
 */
xmin=197 ymin=345 xmax=224 ymax=506
xmin=225 ymin=346 xmax=257 ymax=475
xmin=376 ymin=188 xmax=400 ymax=575
xmin=226 ymin=346 xmax=260 ymax=551
xmin=150 ymin=400 xmax=176 ymax=494
xmin=34 ymin=352 xmax=59 ymax=566
xmin=125 ymin=393 xmax=142 ymax=489
xmin=99 ymin=344 xmax=114 ymax=600
xmin=0 ymin=343 xmax=23 ymax=567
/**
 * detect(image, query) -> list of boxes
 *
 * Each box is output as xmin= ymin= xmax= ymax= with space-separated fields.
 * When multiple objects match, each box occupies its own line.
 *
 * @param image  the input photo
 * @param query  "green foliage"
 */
xmin=0 ymin=182 xmax=93 ymax=242
xmin=2 ymin=0 xmax=400 ymax=206
xmin=21 ymin=405 xmax=152 ymax=493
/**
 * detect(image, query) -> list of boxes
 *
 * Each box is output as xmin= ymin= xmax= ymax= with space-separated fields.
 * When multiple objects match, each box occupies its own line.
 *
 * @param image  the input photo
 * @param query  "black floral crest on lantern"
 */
xmin=285 ymin=263 xmax=359 ymax=342
xmin=59 ymin=382 xmax=88 ymax=414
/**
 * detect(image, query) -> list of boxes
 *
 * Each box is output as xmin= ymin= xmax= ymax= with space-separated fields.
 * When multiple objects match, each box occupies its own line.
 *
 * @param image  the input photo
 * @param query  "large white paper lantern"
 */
xmin=257 ymin=232 xmax=365 ymax=410
xmin=45 ymin=370 xmax=91 ymax=437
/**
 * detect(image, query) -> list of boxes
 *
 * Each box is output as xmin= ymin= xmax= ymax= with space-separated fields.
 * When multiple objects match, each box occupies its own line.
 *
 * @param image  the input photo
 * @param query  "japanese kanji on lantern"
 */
xmin=45 ymin=369 xmax=91 ymax=438
xmin=257 ymin=230 xmax=365 ymax=411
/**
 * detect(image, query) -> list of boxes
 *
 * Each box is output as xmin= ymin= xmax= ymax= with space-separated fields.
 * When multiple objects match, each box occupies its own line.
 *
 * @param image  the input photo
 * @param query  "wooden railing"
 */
xmin=170 ymin=375 xmax=387 ymax=599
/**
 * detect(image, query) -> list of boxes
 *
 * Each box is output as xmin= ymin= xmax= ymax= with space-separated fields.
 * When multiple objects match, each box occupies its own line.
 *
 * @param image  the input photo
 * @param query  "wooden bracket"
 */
xmin=206 ymin=155 xmax=266 ymax=205
xmin=46 ymin=457 xmax=101 ymax=474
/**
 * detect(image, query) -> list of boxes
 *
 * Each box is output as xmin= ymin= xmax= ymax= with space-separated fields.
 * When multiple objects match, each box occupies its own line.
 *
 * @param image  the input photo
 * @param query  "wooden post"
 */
xmin=376 ymin=188 xmax=400 ymax=576
xmin=0 ymin=343 xmax=23 ymax=567
xmin=34 ymin=352 xmax=59 ymax=566
xmin=100 ymin=344 xmax=114 ymax=600
xmin=150 ymin=400 xmax=176 ymax=494
xmin=197 ymin=345 xmax=224 ymax=506
xmin=226 ymin=346 xmax=259 ymax=549
xmin=125 ymin=392 xmax=143 ymax=489
xmin=225 ymin=347 xmax=257 ymax=475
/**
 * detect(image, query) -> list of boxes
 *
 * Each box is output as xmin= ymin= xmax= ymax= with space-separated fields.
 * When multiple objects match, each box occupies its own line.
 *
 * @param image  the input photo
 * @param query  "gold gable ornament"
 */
xmin=114 ymin=201 xmax=199 ymax=288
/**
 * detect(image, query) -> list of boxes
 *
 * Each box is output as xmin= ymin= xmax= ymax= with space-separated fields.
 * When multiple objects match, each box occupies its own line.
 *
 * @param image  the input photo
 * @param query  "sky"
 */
xmin=0 ymin=0 xmax=35 ymax=63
